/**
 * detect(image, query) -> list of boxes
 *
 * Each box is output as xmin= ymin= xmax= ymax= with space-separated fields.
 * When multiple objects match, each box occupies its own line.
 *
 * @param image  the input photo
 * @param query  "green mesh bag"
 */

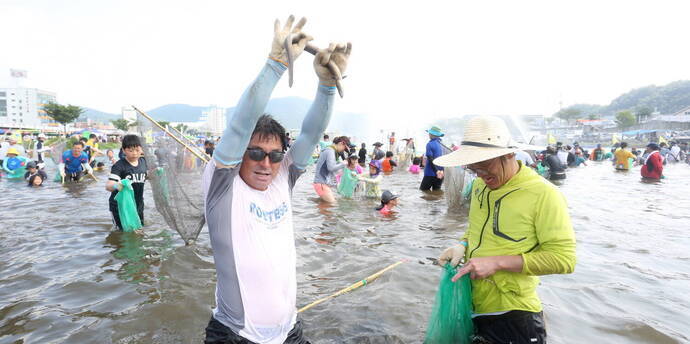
xmin=337 ymin=168 xmax=358 ymax=198
xmin=155 ymin=167 xmax=170 ymax=203
xmin=115 ymin=179 xmax=143 ymax=232
xmin=425 ymin=264 xmax=474 ymax=344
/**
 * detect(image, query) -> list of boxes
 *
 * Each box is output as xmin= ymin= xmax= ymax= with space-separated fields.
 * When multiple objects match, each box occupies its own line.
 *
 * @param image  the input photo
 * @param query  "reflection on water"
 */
xmin=0 ymin=162 xmax=689 ymax=343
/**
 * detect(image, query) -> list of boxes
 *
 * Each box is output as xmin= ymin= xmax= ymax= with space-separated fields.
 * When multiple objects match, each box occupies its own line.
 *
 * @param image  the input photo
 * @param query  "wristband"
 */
xmin=460 ymin=241 xmax=468 ymax=247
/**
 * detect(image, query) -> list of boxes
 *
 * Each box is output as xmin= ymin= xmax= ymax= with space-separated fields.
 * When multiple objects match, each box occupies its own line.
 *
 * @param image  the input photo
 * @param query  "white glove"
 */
xmin=438 ymin=243 xmax=467 ymax=267
xmin=269 ymin=15 xmax=312 ymax=65
xmin=314 ymin=42 xmax=352 ymax=85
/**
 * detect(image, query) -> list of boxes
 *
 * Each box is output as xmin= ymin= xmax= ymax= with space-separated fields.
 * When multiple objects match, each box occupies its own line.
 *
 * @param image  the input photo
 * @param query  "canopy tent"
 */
xmin=70 ymin=128 xmax=105 ymax=136
xmin=621 ymin=129 xmax=658 ymax=136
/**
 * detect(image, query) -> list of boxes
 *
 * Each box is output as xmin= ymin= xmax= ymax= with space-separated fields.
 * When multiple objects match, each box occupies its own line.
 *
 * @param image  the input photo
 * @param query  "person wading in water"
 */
xmin=436 ymin=116 xmax=576 ymax=344
xmin=201 ymin=15 xmax=351 ymax=344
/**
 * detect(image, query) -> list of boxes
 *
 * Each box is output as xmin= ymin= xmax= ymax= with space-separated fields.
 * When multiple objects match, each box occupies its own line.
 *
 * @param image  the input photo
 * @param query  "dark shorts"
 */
xmin=420 ymin=175 xmax=443 ymax=191
xmin=472 ymin=310 xmax=547 ymax=344
xmin=548 ymin=172 xmax=566 ymax=180
xmin=65 ymin=170 xmax=84 ymax=182
xmin=204 ymin=317 xmax=310 ymax=344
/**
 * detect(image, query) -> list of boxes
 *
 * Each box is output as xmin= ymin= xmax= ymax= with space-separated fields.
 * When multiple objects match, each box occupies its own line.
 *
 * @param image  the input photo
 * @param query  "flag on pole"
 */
xmin=547 ymin=133 xmax=557 ymax=145
xmin=10 ymin=69 xmax=28 ymax=78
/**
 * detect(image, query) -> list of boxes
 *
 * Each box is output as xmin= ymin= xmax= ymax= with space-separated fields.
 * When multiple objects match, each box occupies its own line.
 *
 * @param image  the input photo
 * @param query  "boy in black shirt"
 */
xmin=105 ymin=135 xmax=148 ymax=230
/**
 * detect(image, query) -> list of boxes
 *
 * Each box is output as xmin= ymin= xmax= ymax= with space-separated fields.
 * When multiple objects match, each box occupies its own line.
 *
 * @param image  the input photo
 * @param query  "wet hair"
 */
xmin=323 ymin=134 xmax=329 ymax=140
xmin=204 ymin=140 xmax=214 ymax=146
xmin=28 ymin=174 xmax=43 ymax=187
xmin=73 ymin=141 xmax=84 ymax=147
xmin=79 ymin=137 xmax=87 ymax=143
xmin=122 ymin=134 xmax=142 ymax=150
xmin=333 ymin=136 xmax=350 ymax=146
xmin=412 ymin=157 xmax=421 ymax=165
xmin=96 ymin=162 xmax=105 ymax=167
xmin=385 ymin=151 xmax=394 ymax=158
xmin=251 ymin=114 xmax=287 ymax=151
xmin=620 ymin=142 xmax=628 ymax=148
xmin=89 ymin=134 xmax=97 ymax=139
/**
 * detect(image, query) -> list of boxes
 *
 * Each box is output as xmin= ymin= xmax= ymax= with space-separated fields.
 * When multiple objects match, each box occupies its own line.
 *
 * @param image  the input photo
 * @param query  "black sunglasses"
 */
xmin=246 ymin=147 xmax=285 ymax=163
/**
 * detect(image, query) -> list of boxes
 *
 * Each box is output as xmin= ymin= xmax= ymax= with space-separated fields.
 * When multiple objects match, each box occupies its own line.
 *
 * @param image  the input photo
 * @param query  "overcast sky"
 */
xmin=2 ymin=0 xmax=689 ymax=132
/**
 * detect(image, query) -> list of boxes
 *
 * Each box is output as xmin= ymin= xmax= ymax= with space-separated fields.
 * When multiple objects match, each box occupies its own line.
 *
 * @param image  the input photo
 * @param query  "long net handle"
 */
xmin=297 ymin=260 xmax=405 ymax=313
xmin=166 ymin=123 xmax=212 ymax=161
xmin=131 ymin=105 xmax=209 ymax=164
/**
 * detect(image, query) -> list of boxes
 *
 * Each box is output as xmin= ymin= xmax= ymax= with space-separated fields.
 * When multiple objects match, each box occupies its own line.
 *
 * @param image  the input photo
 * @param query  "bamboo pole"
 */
xmin=297 ymin=260 xmax=406 ymax=313
xmin=131 ymin=106 xmax=209 ymax=164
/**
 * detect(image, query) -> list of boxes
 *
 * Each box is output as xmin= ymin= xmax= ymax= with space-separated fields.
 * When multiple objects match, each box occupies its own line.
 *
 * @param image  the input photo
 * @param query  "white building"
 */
xmin=200 ymin=105 xmax=226 ymax=136
xmin=0 ymin=87 xmax=58 ymax=129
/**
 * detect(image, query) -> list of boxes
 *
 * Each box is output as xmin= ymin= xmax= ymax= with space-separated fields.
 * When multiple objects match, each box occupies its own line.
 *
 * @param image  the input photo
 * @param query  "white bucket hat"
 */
xmin=435 ymin=116 xmax=527 ymax=167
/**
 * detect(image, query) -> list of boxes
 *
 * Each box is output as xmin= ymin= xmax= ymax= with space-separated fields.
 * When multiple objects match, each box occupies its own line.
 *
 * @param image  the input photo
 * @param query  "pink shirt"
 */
xmin=408 ymin=164 xmax=420 ymax=174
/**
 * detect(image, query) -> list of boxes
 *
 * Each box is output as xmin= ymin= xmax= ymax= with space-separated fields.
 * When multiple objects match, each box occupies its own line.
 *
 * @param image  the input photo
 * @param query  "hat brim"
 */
xmin=426 ymin=130 xmax=445 ymax=137
xmin=435 ymin=144 xmax=529 ymax=167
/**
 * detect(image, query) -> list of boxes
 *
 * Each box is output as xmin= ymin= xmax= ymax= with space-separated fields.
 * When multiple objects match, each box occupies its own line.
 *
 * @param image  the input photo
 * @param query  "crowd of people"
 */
xmin=528 ymin=139 xmax=688 ymax=182
xmin=1 ymin=16 xmax=688 ymax=344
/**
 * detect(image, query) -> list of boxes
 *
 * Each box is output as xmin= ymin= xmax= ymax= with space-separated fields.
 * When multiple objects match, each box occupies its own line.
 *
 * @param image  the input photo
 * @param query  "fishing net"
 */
xmin=135 ymin=109 xmax=206 ymax=244
xmin=440 ymin=145 xmax=467 ymax=210
xmin=397 ymin=141 xmax=415 ymax=170
xmin=115 ymin=179 xmax=143 ymax=232
xmin=425 ymin=264 xmax=474 ymax=344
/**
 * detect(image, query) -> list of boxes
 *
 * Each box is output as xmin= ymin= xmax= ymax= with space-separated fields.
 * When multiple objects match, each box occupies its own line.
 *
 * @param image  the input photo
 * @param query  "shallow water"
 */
xmin=1 ymin=161 xmax=689 ymax=343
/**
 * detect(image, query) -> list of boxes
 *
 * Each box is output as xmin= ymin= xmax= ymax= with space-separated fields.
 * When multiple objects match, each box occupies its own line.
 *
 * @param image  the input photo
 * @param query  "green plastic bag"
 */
xmin=425 ymin=264 xmax=474 ymax=344
xmin=337 ymin=168 xmax=358 ymax=198
xmin=115 ymin=179 xmax=143 ymax=232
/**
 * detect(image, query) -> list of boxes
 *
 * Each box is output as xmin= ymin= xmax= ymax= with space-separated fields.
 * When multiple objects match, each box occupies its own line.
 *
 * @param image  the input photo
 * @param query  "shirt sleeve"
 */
xmin=213 ymin=59 xmax=286 ymax=166
xmin=521 ymin=186 xmax=576 ymax=276
xmin=109 ymin=161 xmax=123 ymax=182
xmin=288 ymin=85 xmax=337 ymax=170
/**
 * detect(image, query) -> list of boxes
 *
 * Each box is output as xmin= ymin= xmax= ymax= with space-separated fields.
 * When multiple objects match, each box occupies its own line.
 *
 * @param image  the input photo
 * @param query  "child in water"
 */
xmin=382 ymin=151 xmax=397 ymax=173
xmin=24 ymin=161 xmax=47 ymax=186
xmin=337 ymin=154 xmax=363 ymax=198
xmin=376 ymin=190 xmax=399 ymax=215
xmin=409 ymin=156 xmax=422 ymax=174
xmin=358 ymin=160 xmax=383 ymax=198
xmin=94 ymin=161 xmax=106 ymax=172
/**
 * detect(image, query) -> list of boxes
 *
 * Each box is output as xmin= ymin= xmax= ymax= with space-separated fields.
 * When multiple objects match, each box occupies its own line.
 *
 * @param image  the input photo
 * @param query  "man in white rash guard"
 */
xmin=202 ymin=16 xmax=351 ymax=344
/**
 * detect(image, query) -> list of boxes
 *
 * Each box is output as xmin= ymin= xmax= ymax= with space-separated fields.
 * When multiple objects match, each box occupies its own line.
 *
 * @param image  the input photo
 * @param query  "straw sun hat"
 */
xmin=435 ymin=116 xmax=535 ymax=167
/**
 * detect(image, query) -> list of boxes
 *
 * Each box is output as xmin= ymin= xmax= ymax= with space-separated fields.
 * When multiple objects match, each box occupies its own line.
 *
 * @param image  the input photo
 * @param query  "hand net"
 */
xmin=424 ymin=264 xmax=474 ymax=344
xmin=135 ymin=109 xmax=206 ymax=244
xmin=440 ymin=145 xmax=467 ymax=210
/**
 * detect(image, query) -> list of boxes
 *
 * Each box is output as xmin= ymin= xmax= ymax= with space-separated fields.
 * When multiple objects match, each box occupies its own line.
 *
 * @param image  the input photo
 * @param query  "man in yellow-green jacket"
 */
xmin=436 ymin=116 xmax=576 ymax=344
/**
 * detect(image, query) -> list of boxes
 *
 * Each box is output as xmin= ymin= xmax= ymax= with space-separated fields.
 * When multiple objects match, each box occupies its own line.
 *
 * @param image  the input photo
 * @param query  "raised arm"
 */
xmin=288 ymin=85 xmax=335 ymax=169
xmin=289 ymin=42 xmax=352 ymax=169
xmin=213 ymin=60 xmax=286 ymax=166
xmin=213 ymin=16 xmax=312 ymax=167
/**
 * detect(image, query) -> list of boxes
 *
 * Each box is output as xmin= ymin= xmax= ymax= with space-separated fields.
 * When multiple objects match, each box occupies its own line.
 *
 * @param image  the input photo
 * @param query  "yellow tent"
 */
xmin=659 ymin=135 xmax=668 ymax=145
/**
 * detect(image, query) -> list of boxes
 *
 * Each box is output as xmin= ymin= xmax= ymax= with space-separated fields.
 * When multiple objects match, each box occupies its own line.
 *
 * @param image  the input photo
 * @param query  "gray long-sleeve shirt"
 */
xmin=313 ymin=147 xmax=345 ymax=186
